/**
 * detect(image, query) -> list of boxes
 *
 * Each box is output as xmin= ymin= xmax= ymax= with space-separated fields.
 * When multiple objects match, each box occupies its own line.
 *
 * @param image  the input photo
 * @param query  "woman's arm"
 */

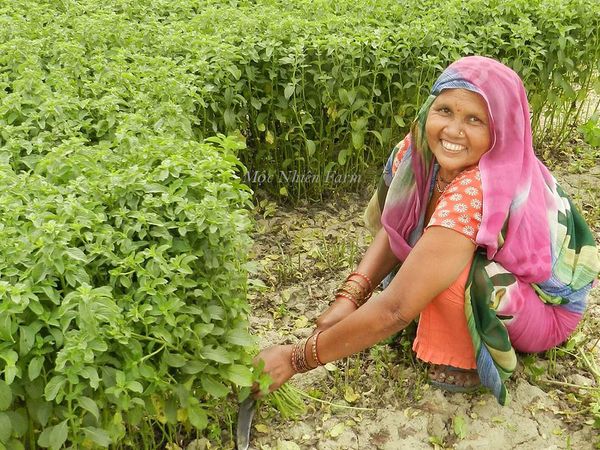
xmin=255 ymin=226 xmax=476 ymax=391
xmin=354 ymin=226 xmax=401 ymax=288
xmin=315 ymin=227 xmax=399 ymax=330
xmin=315 ymin=226 xmax=475 ymax=362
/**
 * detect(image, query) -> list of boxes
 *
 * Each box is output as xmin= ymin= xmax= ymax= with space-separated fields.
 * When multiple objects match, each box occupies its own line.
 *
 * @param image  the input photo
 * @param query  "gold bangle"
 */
xmin=349 ymin=271 xmax=373 ymax=291
xmin=334 ymin=292 xmax=359 ymax=308
xmin=312 ymin=331 xmax=323 ymax=366
xmin=337 ymin=281 xmax=363 ymax=299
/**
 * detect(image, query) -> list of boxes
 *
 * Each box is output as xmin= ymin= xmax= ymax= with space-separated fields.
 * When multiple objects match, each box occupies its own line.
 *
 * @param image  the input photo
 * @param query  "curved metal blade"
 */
xmin=236 ymin=397 xmax=257 ymax=450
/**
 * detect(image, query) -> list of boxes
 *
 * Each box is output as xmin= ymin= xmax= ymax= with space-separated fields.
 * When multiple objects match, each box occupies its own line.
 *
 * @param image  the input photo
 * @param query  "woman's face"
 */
xmin=425 ymin=88 xmax=492 ymax=178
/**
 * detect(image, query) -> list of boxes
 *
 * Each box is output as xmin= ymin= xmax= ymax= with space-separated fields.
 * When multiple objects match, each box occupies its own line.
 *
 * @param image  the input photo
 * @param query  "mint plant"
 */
xmin=0 ymin=135 xmax=256 ymax=448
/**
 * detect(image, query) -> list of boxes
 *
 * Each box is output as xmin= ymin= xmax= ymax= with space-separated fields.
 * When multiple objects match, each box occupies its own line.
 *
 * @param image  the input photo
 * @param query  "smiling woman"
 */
xmin=254 ymin=56 xmax=600 ymax=405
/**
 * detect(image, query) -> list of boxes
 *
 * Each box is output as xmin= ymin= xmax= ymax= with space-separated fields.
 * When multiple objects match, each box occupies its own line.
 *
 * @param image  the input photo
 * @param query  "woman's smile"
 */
xmin=440 ymin=139 xmax=466 ymax=153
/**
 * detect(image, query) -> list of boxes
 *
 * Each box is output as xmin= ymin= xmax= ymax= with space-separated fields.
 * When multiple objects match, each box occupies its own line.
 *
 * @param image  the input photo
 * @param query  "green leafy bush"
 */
xmin=1 ymin=0 xmax=598 ymax=200
xmin=0 ymin=135 xmax=254 ymax=448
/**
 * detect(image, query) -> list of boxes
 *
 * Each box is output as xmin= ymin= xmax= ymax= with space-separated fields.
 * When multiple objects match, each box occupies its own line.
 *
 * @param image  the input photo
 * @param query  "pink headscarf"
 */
xmin=382 ymin=56 xmax=554 ymax=283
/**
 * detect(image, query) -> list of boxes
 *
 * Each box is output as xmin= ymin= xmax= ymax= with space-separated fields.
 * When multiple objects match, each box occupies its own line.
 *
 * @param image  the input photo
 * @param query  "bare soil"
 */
xmin=245 ymin=166 xmax=600 ymax=450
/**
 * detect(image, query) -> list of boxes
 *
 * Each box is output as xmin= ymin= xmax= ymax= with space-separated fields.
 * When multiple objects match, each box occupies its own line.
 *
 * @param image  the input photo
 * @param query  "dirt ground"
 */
xmin=244 ymin=164 xmax=600 ymax=450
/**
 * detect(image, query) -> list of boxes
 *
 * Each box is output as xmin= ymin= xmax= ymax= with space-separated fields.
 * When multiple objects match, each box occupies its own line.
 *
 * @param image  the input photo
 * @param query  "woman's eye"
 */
xmin=468 ymin=116 xmax=481 ymax=123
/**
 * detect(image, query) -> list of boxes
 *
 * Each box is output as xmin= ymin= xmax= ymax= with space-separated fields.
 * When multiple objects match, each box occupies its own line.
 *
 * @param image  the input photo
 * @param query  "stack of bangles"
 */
xmin=290 ymin=272 xmax=372 ymax=373
xmin=290 ymin=331 xmax=323 ymax=373
xmin=334 ymin=271 xmax=373 ymax=308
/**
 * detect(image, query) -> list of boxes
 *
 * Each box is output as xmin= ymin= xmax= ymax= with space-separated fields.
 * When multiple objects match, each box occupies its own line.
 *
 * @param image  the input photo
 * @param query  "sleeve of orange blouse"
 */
xmin=385 ymin=134 xmax=411 ymax=180
xmin=426 ymin=168 xmax=483 ymax=243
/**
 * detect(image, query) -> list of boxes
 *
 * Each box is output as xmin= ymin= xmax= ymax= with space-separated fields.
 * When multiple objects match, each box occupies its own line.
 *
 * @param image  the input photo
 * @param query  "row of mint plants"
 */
xmin=0 ymin=133 xmax=261 ymax=448
xmin=2 ymin=0 xmax=598 ymax=200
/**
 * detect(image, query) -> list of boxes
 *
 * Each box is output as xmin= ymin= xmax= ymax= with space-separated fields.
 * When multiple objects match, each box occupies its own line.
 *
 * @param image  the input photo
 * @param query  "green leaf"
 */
xmin=188 ymin=405 xmax=208 ymax=430
xmin=201 ymin=346 xmax=233 ymax=364
xmin=0 ymin=413 xmax=11 ymax=443
xmin=453 ymin=415 xmax=467 ymax=439
xmin=305 ymin=139 xmax=316 ymax=156
xmin=338 ymin=88 xmax=349 ymax=104
xmin=0 ymin=381 xmax=11 ymax=411
xmin=393 ymin=115 xmax=405 ymax=127
xmin=4 ymin=367 xmax=16 ymax=386
xmin=351 ymin=131 xmax=364 ymax=150
xmin=44 ymin=376 xmax=66 ymax=402
xmin=53 ymin=257 xmax=65 ymax=275
xmin=225 ymin=364 xmax=253 ymax=387
xmin=226 ymin=65 xmax=242 ymax=80
xmin=0 ymin=351 xmax=18 ymax=385
xmin=251 ymin=97 xmax=262 ymax=110
xmin=19 ymin=325 xmax=36 ymax=355
xmin=80 ymin=366 xmax=100 ymax=389
xmin=181 ymin=360 xmax=207 ymax=375
xmin=0 ymin=316 xmax=12 ymax=343
xmin=38 ymin=420 xmax=68 ymax=450
xmin=7 ymin=439 xmax=24 ymax=450
xmin=79 ymin=397 xmax=100 ymax=421
xmin=28 ymin=356 xmax=45 ymax=381
xmin=65 ymin=248 xmax=86 ymax=262
xmin=165 ymin=352 xmax=187 ymax=368
xmin=7 ymin=409 xmax=28 ymax=437
xmin=83 ymin=426 xmax=112 ymax=447
xmin=28 ymin=398 xmax=52 ymax=427
xmin=337 ymin=149 xmax=348 ymax=166
xmin=284 ymin=84 xmax=295 ymax=100
xmin=223 ymin=109 xmax=236 ymax=129
xmin=201 ymin=375 xmax=230 ymax=398
xmin=164 ymin=397 xmax=178 ymax=424
xmin=126 ymin=381 xmax=143 ymax=394
xmin=329 ymin=422 xmax=345 ymax=438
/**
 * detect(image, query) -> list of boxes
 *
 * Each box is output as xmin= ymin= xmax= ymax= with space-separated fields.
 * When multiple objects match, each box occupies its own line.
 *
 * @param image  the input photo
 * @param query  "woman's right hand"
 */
xmin=252 ymin=344 xmax=295 ymax=395
xmin=315 ymin=298 xmax=357 ymax=332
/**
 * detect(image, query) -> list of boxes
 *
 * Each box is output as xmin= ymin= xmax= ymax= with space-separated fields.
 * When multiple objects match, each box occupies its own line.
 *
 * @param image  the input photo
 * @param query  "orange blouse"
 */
xmin=426 ymin=167 xmax=482 ymax=243
xmin=390 ymin=139 xmax=484 ymax=243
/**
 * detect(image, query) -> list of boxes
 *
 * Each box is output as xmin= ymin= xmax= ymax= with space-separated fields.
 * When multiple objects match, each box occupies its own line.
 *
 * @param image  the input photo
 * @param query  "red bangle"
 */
xmin=334 ymin=292 xmax=359 ymax=308
xmin=350 ymin=271 xmax=373 ymax=291
xmin=336 ymin=281 xmax=363 ymax=299
xmin=312 ymin=331 xmax=323 ymax=366
xmin=346 ymin=278 xmax=370 ymax=296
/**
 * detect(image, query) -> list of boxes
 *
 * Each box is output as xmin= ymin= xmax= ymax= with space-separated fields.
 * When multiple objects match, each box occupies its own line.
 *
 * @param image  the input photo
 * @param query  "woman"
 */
xmin=255 ymin=56 xmax=599 ymax=404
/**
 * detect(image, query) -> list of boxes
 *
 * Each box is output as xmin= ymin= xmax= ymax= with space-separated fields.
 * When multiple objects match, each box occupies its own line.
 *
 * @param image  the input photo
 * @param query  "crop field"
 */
xmin=0 ymin=0 xmax=599 ymax=449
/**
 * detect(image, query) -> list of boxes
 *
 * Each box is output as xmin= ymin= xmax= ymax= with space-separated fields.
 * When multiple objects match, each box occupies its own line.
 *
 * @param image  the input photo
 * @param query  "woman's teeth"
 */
xmin=441 ymin=140 xmax=466 ymax=152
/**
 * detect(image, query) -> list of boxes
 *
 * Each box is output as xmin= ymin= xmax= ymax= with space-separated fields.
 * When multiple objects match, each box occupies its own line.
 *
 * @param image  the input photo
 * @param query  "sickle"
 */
xmin=236 ymin=397 xmax=257 ymax=450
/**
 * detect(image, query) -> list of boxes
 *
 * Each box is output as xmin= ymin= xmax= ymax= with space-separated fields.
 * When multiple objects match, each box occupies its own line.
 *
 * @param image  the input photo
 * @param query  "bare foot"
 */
xmin=428 ymin=364 xmax=480 ymax=390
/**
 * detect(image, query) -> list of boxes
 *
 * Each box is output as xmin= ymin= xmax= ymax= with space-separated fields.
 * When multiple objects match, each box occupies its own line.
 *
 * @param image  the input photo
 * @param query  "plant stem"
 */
xmin=539 ymin=379 xmax=600 ymax=391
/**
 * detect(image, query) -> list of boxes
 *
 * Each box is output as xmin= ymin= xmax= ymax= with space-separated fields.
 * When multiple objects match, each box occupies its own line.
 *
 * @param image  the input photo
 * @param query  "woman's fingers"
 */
xmin=252 ymin=345 xmax=295 ymax=395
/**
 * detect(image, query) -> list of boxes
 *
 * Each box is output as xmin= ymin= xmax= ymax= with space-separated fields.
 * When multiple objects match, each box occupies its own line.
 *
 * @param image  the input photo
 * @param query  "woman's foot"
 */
xmin=428 ymin=364 xmax=480 ymax=393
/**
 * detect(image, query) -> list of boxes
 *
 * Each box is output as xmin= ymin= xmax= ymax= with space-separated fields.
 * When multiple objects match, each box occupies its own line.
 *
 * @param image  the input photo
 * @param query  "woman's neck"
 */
xmin=438 ymin=168 xmax=460 ymax=184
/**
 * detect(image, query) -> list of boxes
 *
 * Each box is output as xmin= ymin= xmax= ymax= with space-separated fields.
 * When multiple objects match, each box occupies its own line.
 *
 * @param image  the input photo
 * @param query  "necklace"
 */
xmin=435 ymin=178 xmax=447 ymax=193
xmin=435 ymin=172 xmax=453 ymax=193
xmin=435 ymin=174 xmax=451 ymax=193
xmin=438 ymin=173 xmax=452 ymax=184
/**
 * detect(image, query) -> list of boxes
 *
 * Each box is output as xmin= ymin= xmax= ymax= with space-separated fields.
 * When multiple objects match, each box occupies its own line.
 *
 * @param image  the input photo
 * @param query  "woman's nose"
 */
xmin=445 ymin=119 xmax=464 ymax=138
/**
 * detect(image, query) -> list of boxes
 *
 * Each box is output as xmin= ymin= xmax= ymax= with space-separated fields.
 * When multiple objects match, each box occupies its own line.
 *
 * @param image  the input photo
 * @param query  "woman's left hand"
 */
xmin=253 ymin=344 xmax=295 ymax=395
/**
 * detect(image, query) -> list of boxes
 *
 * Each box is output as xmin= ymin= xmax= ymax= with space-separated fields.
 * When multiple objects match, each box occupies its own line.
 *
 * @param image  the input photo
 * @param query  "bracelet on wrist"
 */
xmin=311 ymin=331 xmax=324 ymax=366
xmin=333 ymin=271 xmax=374 ymax=308
xmin=349 ymin=271 xmax=373 ymax=292
xmin=290 ymin=333 xmax=323 ymax=373
xmin=333 ymin=292 xmax=360 ymax=308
